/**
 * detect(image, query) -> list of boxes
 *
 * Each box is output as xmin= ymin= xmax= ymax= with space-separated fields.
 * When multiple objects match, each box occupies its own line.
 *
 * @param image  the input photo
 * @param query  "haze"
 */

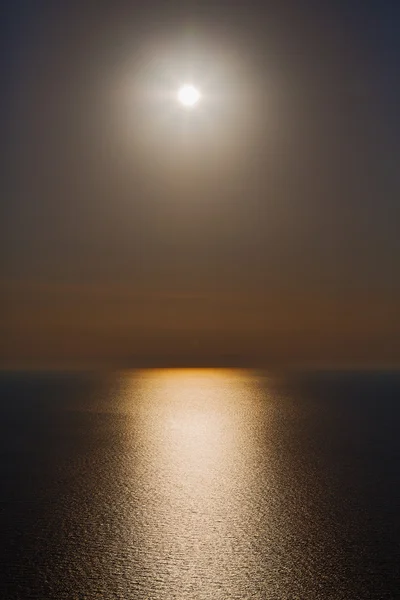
xmin=2 ymin=1 xmax=400 ymax=369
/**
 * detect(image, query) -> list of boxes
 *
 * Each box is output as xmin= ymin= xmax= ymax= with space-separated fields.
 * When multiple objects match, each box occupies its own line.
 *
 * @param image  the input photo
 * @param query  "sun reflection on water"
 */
xmin=122 ymin=369 xmax=277 ymax=599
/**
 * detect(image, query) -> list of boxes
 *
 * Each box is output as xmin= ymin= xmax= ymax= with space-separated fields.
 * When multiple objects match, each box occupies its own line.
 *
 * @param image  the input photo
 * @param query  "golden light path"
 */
xmin=120 ymin=369 xmax=282 ymax=599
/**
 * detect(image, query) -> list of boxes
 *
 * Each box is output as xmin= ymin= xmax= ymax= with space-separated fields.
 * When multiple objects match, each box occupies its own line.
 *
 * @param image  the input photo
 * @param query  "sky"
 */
xmin=2 ymin=0 xmax=400 ymax=368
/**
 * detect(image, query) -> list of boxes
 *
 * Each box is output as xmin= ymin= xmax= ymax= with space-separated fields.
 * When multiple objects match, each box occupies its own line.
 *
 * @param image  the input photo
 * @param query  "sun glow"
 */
xmin=177 ymin=84 xmax=201 ymax=107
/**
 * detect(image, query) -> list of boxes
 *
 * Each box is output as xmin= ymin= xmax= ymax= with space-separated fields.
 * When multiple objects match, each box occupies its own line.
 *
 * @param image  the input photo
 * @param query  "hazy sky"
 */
xmin=2 ymin=0 xmax=400 ymax=368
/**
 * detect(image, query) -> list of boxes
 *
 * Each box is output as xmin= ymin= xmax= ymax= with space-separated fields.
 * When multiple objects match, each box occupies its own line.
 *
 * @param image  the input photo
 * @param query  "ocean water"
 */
xmin=0 ymin=369 xmax=399 ymax=599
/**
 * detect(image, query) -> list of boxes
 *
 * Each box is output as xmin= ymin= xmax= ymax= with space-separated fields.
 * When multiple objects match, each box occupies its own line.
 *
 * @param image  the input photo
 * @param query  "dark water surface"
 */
xmin=0 ymin=370 xmax=399 ymax=599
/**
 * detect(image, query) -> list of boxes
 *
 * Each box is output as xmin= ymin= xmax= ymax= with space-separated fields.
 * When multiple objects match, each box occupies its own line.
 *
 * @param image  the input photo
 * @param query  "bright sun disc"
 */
xmin=178 ymin=84 xmax=201 ymax=107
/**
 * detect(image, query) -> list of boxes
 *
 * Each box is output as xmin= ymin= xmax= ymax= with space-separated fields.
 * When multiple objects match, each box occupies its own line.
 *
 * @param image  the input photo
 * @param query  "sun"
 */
xmin=177 ymin=84 xmax=201 ymax=107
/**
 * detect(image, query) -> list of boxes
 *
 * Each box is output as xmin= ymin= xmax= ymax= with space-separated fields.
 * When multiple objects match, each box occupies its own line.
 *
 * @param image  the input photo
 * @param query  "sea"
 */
xmin=0 ymin=369 xmax=399 ymax=599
